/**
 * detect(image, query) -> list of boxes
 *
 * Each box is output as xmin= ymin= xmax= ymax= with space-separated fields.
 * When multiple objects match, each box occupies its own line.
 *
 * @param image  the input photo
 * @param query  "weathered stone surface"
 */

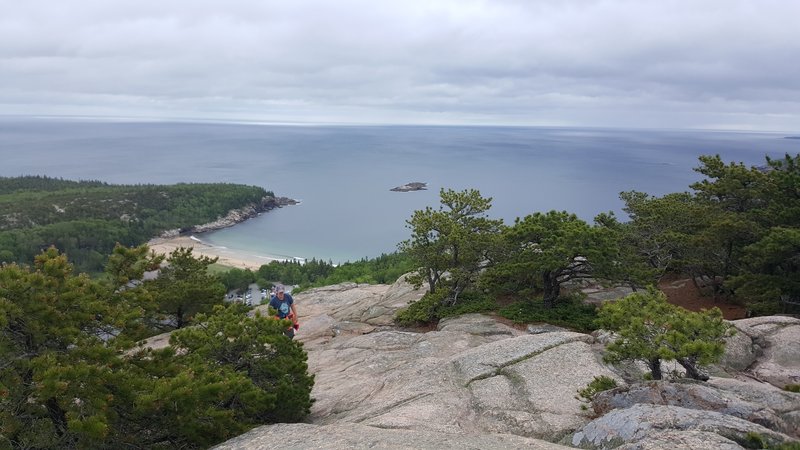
xmin=449 ymin=331 xmax=593 ymax=386
xmin=438 ymin=313 xmax=518 ymax=336
xmin=305 ymin=318 xmax=613 ymax=442
xmin=364 ymin=274 xmax=428 ymax=325
xmin=713 ymin=325 xmax=757 ymax=374
xmin=527 ymin=323 xmax=570 ymax=334
xmin=253 ymin=283 xmax=389 ymax=346
xmin=467 ymin=340 xmax=622 ymax=441
xmin=592 ymin=380 xmax=795 ymax=437
xmin=615 ymin=430 xmax=744 ymax=450
xmin=211 ymin=423 xmax=570 ymax=450
xmin=581 ymin=286 xmax=634 ymax=305
xmin=572 ymin=404 xmax=795 ymax=449
xmin=175 ymin=279 xmax=800 ymax=449
xmin=707 ymin=377 xmax=800 ymax=437
xmin=729 ymin=316 xmax=800 ymax=389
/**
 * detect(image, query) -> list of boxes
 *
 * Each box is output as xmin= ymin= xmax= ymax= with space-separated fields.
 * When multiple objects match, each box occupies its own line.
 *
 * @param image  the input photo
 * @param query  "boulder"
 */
xmin=729 ymin=316 xmax=800 ymax=389
xmin=572 ymin=404 xmax=796 ymax=449
xmin=364 ymin=273 xmax=428 ymax=325
xmin=211 ymin=422 xmax=570 ymax=450
xmin=707 ymin=377 xmax=800 ymax=437
xmin=592 ymin=380 xmax=795 ymax=437
xmin=581 ymin=286 xmax=634 ymax=305
xmin=616 ymin=430 xmax=744 ymax=450
xmin=713 ymin=324 xmax=757 ymax=374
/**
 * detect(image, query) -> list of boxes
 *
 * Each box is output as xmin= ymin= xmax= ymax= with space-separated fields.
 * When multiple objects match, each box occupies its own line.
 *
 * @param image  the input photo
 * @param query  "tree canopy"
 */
xmin=0 ymin=247 xmax=313 ymax=449
xmin=399 ymin=188 xmax=502 ymax=304
xmin=0 ymin=176 xmax=270 ymax=273
xmin=485 ymin=210 xmax=617 ymax=307
xmin=597 ymin=287 xmax=732 ymax=381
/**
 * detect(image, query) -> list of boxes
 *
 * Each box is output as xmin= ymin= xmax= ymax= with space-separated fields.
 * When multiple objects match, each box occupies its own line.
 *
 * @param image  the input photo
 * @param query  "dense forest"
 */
xmin=0 ymin=176 xmax=271 ymax=273
xmin=217 ymin=252 xmax=415 ymax=293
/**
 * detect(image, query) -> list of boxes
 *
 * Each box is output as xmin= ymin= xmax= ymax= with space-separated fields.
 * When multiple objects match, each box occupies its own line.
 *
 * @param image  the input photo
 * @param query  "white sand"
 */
xmin=147 ymin=235 xmax=282 ymax=270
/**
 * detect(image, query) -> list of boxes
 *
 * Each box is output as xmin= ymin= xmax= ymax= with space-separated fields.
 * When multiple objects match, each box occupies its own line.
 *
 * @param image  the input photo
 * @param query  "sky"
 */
xmin=1 ymin=0 xmax=799 ymax=130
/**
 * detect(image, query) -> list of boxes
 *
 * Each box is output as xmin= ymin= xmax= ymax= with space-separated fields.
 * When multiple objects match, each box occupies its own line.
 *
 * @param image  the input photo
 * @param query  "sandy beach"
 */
xmin=147 ymin=235 xmax=281 ymax=270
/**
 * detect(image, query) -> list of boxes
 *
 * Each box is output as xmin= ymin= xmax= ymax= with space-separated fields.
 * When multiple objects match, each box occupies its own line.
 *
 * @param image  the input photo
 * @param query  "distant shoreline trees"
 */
xmin=0 ymin=176 xmax=270 ymax=273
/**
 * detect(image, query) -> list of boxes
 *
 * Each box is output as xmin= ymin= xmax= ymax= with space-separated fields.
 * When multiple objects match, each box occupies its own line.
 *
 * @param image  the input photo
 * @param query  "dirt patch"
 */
xmin=658 ymin=274 xmax=747 ymax=320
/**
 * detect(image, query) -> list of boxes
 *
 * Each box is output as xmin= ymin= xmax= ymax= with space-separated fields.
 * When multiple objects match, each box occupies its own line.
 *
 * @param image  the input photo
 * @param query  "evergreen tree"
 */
xmin=399 ymin=188 xmax=502 ymax=305
xmin=485 ymin=211 xmax=616 ymax=307
xmin=597 ymin=287 xmax=731 ymax=381
xmin=146 ymin=247 xmax=225 ymax=329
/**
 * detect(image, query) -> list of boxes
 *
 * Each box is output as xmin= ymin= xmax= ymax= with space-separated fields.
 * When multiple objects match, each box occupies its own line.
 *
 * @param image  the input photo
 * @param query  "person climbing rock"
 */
xmin=269 ymin=284 xmax=299 ymax=339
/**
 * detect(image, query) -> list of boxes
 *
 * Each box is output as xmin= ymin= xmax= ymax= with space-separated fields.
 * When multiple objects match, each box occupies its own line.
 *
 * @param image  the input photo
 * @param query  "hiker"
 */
xmin=269 ymin=284 xmax=299 ymax=339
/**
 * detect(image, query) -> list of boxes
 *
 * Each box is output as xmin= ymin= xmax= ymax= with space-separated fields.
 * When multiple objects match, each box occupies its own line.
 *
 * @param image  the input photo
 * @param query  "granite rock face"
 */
xmin=592 ymin=380 xmax=797 ymax=437
xmin=572 ymin=404 xmax=796 ymax=449
xmin=722 ymin=316 xmax=800 ymax=388
xmin=201 ymin=279 xmax=800 ymax=449
xmin=211 ymin=423 xmax=571 ymax=450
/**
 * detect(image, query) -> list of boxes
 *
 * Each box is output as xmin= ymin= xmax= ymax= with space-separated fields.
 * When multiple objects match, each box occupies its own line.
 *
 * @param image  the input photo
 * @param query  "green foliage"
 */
xmin=395 ymin=289 xmax=450 ymax=326
xmin=784 ymin=384 xmax=800 ymax=393
xmin=438 ymin=290 xmax=496 ymax=318
xmin=394 ymin=289 xmax=495 ymax=327
xmin=169 ymin=305 xmax=314 ymax=423
xmin=217 ymin=267 xmax=257 ymax=292
xmin=145 ymin=247 xmax=225 ymax=329
xmin=0 ymin=248 xmax=313 ymax=449
xmin=742 ymin=432 xmax=769 ymax=449
xmin=0 ymin=176 xmax=269 ymax=273
xmin=484 ymin=210 xmax=617 ymax=307
xmin=399 ymin=188 xmax=502 ymax=305
xmin=576 ymin=375 xmax=618 ymax=402
xmin=105 ymin=243 xmax=164 ymax=286
xmin=620 ymin=154 xmax=800 ymax=313
xmin=728 ymin=227 xmax=800 ymax=314
xmin=498 ymin=295 xmax=599 ymax=332
xmin=257 ymin=252 xmax=413 ymax=291
xmin=619 ymin=190 xmax=712 ymax=280
xmin=597 ymin=287 xmax=732 ymax=381
xmin=736 ymin=431 xmax=800 ymax=450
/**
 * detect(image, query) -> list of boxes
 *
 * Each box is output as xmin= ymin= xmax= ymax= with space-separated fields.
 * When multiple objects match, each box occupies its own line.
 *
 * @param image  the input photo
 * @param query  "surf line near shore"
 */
xmin=146 ymin=195 xmax=304 ymax=270
xmin=147 ymin=234 xmax=297 ymax=270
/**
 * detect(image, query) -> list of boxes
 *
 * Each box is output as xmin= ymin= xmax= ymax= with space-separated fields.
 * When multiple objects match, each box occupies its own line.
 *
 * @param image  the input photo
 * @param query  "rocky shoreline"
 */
xmin=159 ymin=195 xmax=298 ymax=238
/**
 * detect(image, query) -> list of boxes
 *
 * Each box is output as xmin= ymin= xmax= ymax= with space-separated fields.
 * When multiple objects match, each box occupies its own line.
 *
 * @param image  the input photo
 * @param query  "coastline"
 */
xmin=147 ymin=235 xmax=282 ymax=270
xmin=147 ymin=195 xmax=299 ymax=270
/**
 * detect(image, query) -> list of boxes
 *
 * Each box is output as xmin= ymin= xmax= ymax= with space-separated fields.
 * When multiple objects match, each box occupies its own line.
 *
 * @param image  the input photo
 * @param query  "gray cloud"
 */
xmin=1 ymin=0 xmax=799 ymax=129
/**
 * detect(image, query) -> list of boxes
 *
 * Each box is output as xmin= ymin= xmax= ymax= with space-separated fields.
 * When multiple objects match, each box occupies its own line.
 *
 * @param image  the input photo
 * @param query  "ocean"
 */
xmin=1 ymin=117 xmax=796 ymax=263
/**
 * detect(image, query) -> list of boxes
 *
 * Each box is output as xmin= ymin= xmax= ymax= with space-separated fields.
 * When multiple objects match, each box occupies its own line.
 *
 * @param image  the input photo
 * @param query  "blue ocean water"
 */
xmin=0 ymin=117 xmax=796 ymax=262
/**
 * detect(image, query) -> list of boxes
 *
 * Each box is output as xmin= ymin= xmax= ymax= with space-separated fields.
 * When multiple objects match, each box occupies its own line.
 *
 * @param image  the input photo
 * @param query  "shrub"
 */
xmin=395 ymin=289 xmax=448 ymax=326
xmin=498 ymin=295 xmax=599 ymax=332
xmin=576 ymin=375 xmax=618 ymax=402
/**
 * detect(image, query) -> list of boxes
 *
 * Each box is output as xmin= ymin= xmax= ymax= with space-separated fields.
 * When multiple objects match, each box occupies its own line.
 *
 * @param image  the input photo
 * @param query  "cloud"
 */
xmin=0 ymin=0 xmax=798 ymax=129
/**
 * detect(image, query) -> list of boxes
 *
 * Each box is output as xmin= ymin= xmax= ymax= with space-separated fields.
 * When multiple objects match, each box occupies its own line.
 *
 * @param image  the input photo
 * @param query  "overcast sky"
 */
xmin=1 ymin=0 xmax=798 ymax=130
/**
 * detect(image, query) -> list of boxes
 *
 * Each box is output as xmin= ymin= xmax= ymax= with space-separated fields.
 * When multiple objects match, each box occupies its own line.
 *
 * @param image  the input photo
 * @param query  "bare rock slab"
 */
xmin=211 ymin=422 xmax=570 ymax=450
xmin=572 ymin=404 xmax=796 ymax=449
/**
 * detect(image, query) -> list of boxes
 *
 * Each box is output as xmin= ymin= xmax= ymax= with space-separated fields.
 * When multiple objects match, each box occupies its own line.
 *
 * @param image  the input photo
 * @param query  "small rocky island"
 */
xmin=390 ymin=182 xmax=427 ymax=192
